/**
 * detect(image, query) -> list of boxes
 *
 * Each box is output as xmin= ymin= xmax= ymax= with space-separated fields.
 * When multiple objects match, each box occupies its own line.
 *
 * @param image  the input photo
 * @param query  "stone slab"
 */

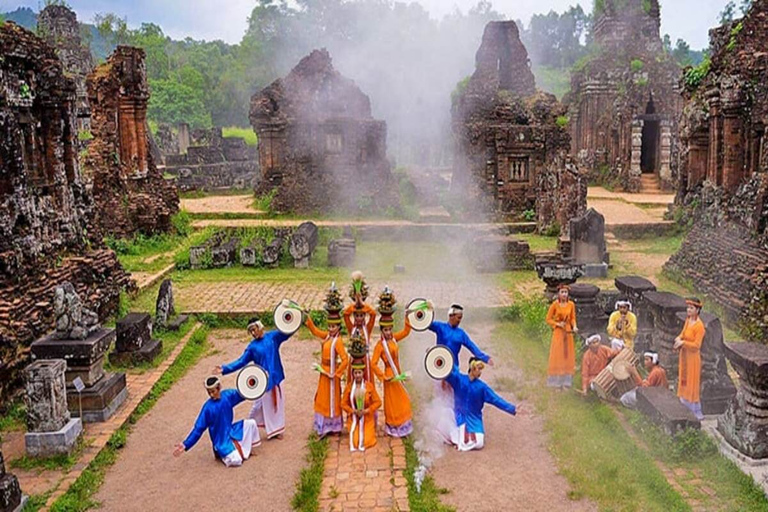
xmin=67 ymin=372 xmax=127 ymax=422
xmin=64 ymin=356 xmax=105 ymax=388
xmin=31 ymin=328 xmax=116 ymax=368
xmin=116 ymin=313 xmax=153 ymax=352
xmin=724 ymin=341 xmax=768 ymax=374
xmin=582 ymin=263 xmax=608 ymax=278
xmin=614 ymin=275 xmax=656 ymax=296
xmin=109 ymin=338 xmax=162 ymax=366
xmin=166 ymin=314 xmax=190 ymax=331
xmin=24 ymin=418 xmax=82 ymax=458
xmin=636 ymin=387 xmax=700 ymax=435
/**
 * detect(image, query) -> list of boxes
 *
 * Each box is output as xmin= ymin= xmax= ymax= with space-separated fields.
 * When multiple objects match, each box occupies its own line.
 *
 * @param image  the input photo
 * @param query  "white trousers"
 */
xmin=250 ymin=385 xmax=286 ymax=439
xmin=620 ymin=389 xmax=637 ymax=409
xmin=610 ymin=338 xmax=626 ymax=351
xmin=221 ymin=419 xmax=261 ymax=467
xmin=448 ymin=423 xmax=486 ymax=452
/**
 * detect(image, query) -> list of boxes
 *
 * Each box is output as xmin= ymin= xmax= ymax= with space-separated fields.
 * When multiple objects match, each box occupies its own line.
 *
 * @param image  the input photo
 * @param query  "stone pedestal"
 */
xmin=23 ymin=360 xmax=82 ymax=457
xmin=328 ymin=238 xmax=356 ymax=267
xmin=637 ymin=387 xmax=701 ymax=435
xmin=616 ymin=276 xmax=657 ymax=354
xmin=644 ymin=291 xmax=687 ymax=373
xmin=110 ymin=313 xmax=162 ymax=365
xmin=31 ymin=328 xmax=127 ymax=422
xmin=570 ymin=283 xmax=608 ymax=337
xmin=0 ymin=450 xmax=25 ymax=512
xmin=167 ymin=314 xmax=190 ymax=331
xmin=718 ymin=342 xmax=768 ymax=460
xmin=568 ymin=208 xmax=609 ymax=265
xmin=155 ymin=279 xmax=175 ymax=328
xmin=535 ymin=258 xmax=584 ymax=298
xmin=674 ymin=312 xmax=736 ymax=415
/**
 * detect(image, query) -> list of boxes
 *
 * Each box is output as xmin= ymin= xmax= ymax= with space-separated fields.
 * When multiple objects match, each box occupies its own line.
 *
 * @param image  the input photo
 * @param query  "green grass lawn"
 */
xmin=492 ymin=303 xmax=768 ymax=511
xmin=221 ymin=126 xmax=257 ymax=146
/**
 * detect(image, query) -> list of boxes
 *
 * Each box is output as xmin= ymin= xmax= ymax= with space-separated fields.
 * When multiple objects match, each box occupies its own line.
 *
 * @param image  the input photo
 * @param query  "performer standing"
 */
xmin=580 ymin=334 xmax=618 ymax=393
xmin=371 ymin=287 xmax=413 ymax=437
xmin=305 ymin=284 xmax=349 ymax=438
xmin=443 ymin=358 xmax=517 ymax=452
xmin=343 ymin=271 xmax=376 ymax=381
xmin=546 ymin=284 xmax=578 ymax=389
xmin=620 ymin=352 xmax=668 ymax=408
xmin=426 ymin=303 xmax=494 ymax=368
xmin=342 ymin=335 xmax=382 ymax=452
xmin=674 ymin=298 xmax=705 ymax=419
xmin=607 ymin=300 xmax=637 ymax=350
xmin=214 ymin=317 xmax=295 ymax=439
xmin=173 ymin=376 xmax=260 ymax=467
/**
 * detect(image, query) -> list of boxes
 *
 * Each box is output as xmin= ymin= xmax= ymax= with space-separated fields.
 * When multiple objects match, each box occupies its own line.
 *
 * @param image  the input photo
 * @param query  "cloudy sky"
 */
xmin=0 ymin=0 xmax=735 ymax=49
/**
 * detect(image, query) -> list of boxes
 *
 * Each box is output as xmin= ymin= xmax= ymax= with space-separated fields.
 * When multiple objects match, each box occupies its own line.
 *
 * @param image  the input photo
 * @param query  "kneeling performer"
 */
xmin=445 ymin=358 xmax=517 ymax=452
xmin=581 ymin=334 xmax=619 ymax=393
xmin=620 ymin=352 xmax=668 ymax=408
xmin=173 ymin=376 xmax=260 ymax=467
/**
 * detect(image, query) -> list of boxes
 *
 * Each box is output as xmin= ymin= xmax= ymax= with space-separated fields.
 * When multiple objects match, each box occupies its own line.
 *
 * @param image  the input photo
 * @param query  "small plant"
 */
xmin=683 ymin=57 xmax=711 ymax=89
xmin=78 ymin=130 xmax=93 ymax=142
xmin=253 ymin=188 xmax=277 ymax=212
xmin=630 ymin=59 xmax=644 ymax=73
xmin=556 ymin=115 xmax=569 ymax=128
xmin=171 ymin=210 xmax=192 ymax=237
xmin=522 ymin=209 xmax=536 ymax=222
xmin=19 ymin=82 xmax=31 ymax=99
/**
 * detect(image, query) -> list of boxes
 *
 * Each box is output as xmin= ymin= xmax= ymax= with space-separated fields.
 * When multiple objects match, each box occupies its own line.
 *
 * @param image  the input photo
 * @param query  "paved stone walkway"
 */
xmin=176 ymin=281 xmax=514 ymax=314
xmin=319 ymin=434 xmax=409 ymax=512
xmin=587 ymin=198 xmax=669 ymax=225
xmin=132 ymin=264 xmax=175 ymax=291
xmin=587 ymin=186 xmax=674 ymax=205
xmin=181 ymin=195 xmax=263 ymax=215
xmin=0 ymin=324 xmax=201 ymax=511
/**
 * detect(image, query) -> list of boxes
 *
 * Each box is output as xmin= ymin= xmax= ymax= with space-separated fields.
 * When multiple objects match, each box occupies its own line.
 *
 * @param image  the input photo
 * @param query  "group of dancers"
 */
xmin=546 ymin=283 xmax=706 ymax=419
xmin=174 ymin=272 xmax=519 ymax=467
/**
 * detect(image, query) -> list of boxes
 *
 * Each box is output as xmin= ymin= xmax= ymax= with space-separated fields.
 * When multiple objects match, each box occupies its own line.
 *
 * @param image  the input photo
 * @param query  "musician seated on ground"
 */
xmin=620 ymin=352 xmax=668 ymax=409
xmin=607 ymin=300 xmax=637 ymax=351
xmin=580 ymin=334 xmax=619 ymax=394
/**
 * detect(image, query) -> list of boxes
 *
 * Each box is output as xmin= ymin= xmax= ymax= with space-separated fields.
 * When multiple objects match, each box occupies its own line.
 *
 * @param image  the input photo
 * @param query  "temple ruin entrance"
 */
xmin=640 ymin=97 xmax=660 ymax=174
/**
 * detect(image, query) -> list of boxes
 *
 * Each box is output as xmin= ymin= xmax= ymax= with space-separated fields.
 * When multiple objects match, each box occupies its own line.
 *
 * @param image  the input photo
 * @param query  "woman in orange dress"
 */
xmin=546 ymin=284 xmax=579 ymax=389
xmin=342 ymin=335 xmax=382 ymax=452
xmin=305 ymin=284 xmax=349 ymax=438
xmin=674 ymin=297 xmax=706 ymax=420
xmin=371 ymin=287 xmax=413 ymax=437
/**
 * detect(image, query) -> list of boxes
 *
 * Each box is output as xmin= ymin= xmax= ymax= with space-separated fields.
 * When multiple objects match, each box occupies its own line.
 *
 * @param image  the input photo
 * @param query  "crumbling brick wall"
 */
xmin=565 ymin=0 xmax=682 ymax=192
xmin=667 ymin=0 xmax=768 ymax=342
xmin=0 ymin=22 xmax=132 ymax=400
xmin=250 ymin=49 xmax=398 ymax=214
xmin=451 ymin=21 xmax=583 ymax=226
xmin=84 ymin=46 xmax=179 ymax=238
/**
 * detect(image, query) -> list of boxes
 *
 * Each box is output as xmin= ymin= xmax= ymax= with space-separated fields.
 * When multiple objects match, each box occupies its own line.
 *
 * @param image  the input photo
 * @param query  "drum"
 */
xmin=611 ymin=359 xmax=637 ymax=398
xmin=591 ymin=366 xmax=616 ymax=400
xmin=236 ymin=365 xmax=269 ymax=400
xmin=274 ymin=299 xmax=303 ymax=334
xmin=613 ymin=347 xmax=639 ymax=368
xmin=424 ymin=345 xmax=454 ymax=380
xmin=591 ymin=348 xmax=638 ymax=400
xmin=407 ymin=298 xmax=434 ymax=332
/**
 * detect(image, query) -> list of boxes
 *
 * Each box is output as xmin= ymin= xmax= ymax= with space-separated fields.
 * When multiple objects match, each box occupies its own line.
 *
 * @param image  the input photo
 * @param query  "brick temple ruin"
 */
xmin=250 ymin=49 xmax=397 ymax=214
xmin=83 ymin=46 xmax=179 ymax=237
xmin=162 ymin=127 xmax=260 ymax=192
xmin=666 ymin=0 xmax=768 ymax=340
xmin=0 ymin=22 xmax=132 ymax=398
xmin=565 ymin=0 xmax=682 ymax=192
xmin=37 ymin=4 xmax=93 ymax=133
xmin=451 ymin=20 xmax=586 ymax=231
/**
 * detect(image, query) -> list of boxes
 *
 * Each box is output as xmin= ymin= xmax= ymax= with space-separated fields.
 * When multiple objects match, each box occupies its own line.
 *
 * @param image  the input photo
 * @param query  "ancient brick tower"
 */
xmin=250 ymin=49 xmax=397 ymax=214
xmin=566 ymin=0 xmax=682 ymax=192
xmin=0 ymin=22 xmax=131 ymax=397
xmin=84 ymin=46 xmax=179 ymax=237
xmin=38 ymin=4 xmax=93 ymax=132
xmin=666 ymin=0 xmax=768 ymax=340
xmin=452 ymin=21 xmax=584 ymax=230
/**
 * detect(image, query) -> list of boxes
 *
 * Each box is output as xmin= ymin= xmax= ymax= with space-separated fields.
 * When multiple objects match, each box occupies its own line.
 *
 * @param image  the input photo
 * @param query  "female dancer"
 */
xmin=546 ymin=284 xmax=578 ymax=389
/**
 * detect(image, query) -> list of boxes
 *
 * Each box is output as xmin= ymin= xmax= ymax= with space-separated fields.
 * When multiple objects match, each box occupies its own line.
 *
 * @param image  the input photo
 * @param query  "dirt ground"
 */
xmin=94 ymin=329 xmax=318 ymax=512
xmin=405 ymin=325 xmax=597 ymax=512
xmin=180 ymin=195 xmax=261 ymax=215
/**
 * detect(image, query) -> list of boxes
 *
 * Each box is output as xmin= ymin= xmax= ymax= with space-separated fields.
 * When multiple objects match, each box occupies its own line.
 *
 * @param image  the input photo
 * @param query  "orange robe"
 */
xmin=634 ymin=365 xmax=668 ymax=388
xmin=581 ymin=345 xmax=617 ymax=392
xmin=343 ymin=303 xmax=376 ymax=382
xmin=306 ymin=318 xmax=349 ymax=418
xmin=371 ymin=321 xmax=412 ymax=431
xmin=341 ymin=380 xmax=381 ymax=451
xmin=546 ymin=300 xmax=577 ymax=385
xmin=677 ymin=317 xmax=705 ymax=403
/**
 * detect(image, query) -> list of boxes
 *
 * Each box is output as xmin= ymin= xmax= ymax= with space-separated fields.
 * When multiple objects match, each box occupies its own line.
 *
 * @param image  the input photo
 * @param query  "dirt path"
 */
xmin=94 ymin=329 xmax=317 ymax=512
xmin=181 ymin=195 xmax=263 ymax=215
xmin=404 ymin=324 xmax=596 ymax=512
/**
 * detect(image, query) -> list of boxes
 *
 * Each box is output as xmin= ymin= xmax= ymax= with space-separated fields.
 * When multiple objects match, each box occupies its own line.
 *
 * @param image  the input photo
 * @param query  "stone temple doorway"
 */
xmin=640 ymin=97 xmax=659 ymax=174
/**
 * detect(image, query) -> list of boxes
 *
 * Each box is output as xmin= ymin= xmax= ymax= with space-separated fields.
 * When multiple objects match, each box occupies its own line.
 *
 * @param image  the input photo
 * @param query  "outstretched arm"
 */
xmin=483 ymin=385 xmax=516 ymax=416
xmin=365 ymin=304 xmax=376 ymax=335
xmin=221 ymin=347 xmax=252 ymax=375
xmin=305 ymin=316 xmax=328 ymax=340
xmin=181 ymin=406 xmax=208 ymax=452
xmin=274 ymin=329 xmax=292 ymax=347
xmin=444 ymin=366 xmax=460 ymax=390
xmin=394 ymin=318 xmax=412 ymax=342
xmin=462 ymin=332 xmax=490 ymax=363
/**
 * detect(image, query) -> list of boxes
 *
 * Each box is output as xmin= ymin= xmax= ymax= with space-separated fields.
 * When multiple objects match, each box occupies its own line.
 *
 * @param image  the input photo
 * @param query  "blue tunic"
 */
xmin=221 ymin=330 xmax=292 ymax=390
xmin=445 ymin=368 xmax=516 ymax=434
xmin=428 ymin=321 xmax=490 ymax=367
xmin=183 ymin=389 xmax=245 ymax=458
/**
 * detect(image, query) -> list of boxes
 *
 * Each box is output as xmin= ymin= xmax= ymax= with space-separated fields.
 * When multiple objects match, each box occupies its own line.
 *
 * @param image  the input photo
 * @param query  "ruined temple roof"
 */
xmin=250 ymin=49 xmax=373 ymax=126
xmin=593 ymin=0 xmax=661 ymax=46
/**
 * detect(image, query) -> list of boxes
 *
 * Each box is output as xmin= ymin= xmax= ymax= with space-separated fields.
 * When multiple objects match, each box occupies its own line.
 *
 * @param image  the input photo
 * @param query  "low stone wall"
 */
xmin=0 ymin=250 xmax=133 ymax=400
xmin=664 ymin=221 xmax=768 ymax=326
xmin=165 ymin=161 xmax=260 ymax=192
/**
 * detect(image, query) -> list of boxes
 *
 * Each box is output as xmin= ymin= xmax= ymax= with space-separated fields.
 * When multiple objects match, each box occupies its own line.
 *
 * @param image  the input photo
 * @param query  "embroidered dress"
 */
xmin=341 ymin=380 xmax=381 ymax=451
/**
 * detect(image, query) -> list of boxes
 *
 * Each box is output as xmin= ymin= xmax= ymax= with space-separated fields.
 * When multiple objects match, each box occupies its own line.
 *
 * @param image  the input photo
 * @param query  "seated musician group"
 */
xmin=554 ymin=286 xmax=705 ymax=420
xmin=174 ymin=271 xmax=519 ymax=465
